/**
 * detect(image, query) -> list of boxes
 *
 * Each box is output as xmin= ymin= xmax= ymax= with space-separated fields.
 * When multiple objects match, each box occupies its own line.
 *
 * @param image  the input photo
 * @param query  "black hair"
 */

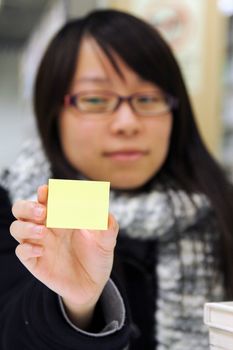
xmin=34 ymin=9 xmax=233 ymax=296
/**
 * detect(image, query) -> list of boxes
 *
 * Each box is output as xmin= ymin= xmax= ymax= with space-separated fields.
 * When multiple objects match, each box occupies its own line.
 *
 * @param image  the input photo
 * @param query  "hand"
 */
xmin=10 ymin=185 xmax=119 ymax=328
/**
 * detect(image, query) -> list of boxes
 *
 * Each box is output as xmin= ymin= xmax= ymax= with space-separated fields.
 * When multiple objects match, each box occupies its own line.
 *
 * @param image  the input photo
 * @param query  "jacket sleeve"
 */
xmin=0 ymin=185 xmax=130 ymax=350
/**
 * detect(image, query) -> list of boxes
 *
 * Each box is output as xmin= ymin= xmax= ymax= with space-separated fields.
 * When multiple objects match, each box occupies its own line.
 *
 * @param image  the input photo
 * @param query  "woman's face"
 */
xmin=59 ymin=38 xmax=173 ymax=189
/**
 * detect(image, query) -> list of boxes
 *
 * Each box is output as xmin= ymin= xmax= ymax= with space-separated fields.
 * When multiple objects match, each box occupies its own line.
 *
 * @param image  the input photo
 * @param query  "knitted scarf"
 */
xmin=0 ymin=137 xmax=225 ymax=350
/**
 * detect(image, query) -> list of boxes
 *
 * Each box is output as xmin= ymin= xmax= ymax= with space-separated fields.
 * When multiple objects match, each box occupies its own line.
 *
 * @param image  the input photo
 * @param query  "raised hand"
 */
xmin=10 ymin=184 xmax=119 ymax=328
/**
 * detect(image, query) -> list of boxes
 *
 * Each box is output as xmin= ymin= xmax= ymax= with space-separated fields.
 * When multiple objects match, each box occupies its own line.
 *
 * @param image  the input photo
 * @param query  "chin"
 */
xmin=110 ymin=177 xmax=151 ymax=191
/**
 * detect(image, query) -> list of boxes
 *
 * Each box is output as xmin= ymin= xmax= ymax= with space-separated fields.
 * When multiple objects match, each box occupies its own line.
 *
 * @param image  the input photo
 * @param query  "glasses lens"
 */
xmin=78 ymin=93 xmax=117 ymax=113
xmin=132 ymin=93 xmax=171 ymax=115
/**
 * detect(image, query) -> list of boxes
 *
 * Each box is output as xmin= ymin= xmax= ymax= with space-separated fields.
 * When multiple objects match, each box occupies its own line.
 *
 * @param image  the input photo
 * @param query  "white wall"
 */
xmin=0 ymin=0 xmax=99 ymax=172
xmin=0 ymin=49 xmax=36 ymax=172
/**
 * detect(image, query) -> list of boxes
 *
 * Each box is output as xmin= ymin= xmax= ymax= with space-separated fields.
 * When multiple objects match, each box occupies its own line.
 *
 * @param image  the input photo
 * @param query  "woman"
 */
xmin=0 ymin=9 xmax=233 ymax=350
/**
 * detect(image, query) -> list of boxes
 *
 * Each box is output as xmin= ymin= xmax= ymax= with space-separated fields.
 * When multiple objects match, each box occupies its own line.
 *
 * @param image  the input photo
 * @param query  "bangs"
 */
xmin=84 ymin=10 xmax=180 ymax=96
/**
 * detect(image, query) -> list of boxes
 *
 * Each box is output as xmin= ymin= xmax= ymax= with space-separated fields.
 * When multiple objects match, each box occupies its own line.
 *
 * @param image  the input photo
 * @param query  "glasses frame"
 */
xmin=64 ymin=90 xmax=178 ymax=117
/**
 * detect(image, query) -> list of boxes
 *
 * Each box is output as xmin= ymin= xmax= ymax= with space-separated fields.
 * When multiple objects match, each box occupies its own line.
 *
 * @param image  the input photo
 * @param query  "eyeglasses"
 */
xmin=64 ymin=90 xmax=178 ymax=117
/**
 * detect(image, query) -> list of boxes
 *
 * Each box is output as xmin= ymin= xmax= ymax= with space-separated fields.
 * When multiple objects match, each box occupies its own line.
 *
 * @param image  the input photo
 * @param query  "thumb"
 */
xmin=37 ymin=184 xmax=48 ymax=205
xmin=97 ymin=213 xmax=119 ymax=250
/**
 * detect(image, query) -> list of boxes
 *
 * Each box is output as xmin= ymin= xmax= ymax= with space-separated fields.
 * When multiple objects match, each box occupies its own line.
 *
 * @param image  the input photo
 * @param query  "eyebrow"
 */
xmin=74 ymin=76 xmax=160 ymax=89
xmin=74 ymin=77 xmax=111 ymax=84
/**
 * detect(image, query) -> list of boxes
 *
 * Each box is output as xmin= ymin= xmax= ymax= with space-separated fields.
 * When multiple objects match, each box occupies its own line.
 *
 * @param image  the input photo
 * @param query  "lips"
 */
xmin=103 ymin=150 xmax=149 ymax=161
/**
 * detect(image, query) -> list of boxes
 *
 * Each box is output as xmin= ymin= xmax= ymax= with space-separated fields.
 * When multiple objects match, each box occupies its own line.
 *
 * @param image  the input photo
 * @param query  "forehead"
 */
xmin=72 ymin=38 xmax=149 ymax=88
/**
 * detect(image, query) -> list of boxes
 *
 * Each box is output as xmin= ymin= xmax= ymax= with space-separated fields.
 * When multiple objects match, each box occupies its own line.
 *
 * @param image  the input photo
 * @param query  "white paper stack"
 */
xmin=204 ymin=302 xmax=233 ymax=350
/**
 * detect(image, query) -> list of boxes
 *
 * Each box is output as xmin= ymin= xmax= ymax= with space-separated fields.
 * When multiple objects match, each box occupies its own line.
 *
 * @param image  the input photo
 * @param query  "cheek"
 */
xmin=148 ymin=117 xmax=173 ymax=171
xmin=59 ymin=115 xmax=101 ymax=158
xmin=162 ymin=120 xmax=173 ymax=149
xmin=149 ymin=116 xmax=173 ymax=148
xmin=59 ymin=117 xmax=79 ymax=152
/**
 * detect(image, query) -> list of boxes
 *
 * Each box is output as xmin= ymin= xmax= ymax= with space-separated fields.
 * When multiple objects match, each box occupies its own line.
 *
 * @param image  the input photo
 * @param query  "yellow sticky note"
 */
xmin=46 ymin=179 xmax=110 ymax=230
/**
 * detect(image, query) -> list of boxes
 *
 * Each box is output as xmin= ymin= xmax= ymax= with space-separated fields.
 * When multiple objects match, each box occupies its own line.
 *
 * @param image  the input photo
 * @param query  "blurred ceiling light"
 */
xmin=218 ymin=0 xmax=233 ymax=16
xmin=0 ymin=0 xmax=4 ymax=12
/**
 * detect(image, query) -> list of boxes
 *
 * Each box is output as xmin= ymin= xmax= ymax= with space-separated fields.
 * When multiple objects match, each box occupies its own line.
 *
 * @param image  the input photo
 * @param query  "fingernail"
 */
xmin=108 ymin=215 xmax=118 ymax=231
xmin=34 ymin=206 xmax=44 ymax=218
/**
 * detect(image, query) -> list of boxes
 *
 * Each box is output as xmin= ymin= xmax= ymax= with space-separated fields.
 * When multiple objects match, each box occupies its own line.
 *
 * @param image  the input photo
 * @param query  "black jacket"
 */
xmin=0 ymin=185 xmax=157 ymax=350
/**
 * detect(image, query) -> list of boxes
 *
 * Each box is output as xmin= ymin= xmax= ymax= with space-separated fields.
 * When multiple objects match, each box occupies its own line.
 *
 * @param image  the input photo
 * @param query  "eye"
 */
xmin=137 ymin=95 xmax=161 ymax=103
xmin=78 ymin=93 xmax=116 ymax=113
xmin=82 ymin=96 xmax=108 ymax=105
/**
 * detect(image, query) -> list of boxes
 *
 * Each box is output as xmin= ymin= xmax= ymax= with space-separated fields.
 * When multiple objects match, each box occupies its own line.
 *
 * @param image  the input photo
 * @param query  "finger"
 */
xmin=12 ymin=200 xmax=46 ymax=224
xmin=37 ymin=185 xmax=48 ymax=205
xmin=108 ymin=213 xmax=119 ymax=232
xmin=15 ymin=242 xmax=43 ymax=263
xmin=95 ymin=213 xmax=119 ymax=251
xmin=10 ymin=220 xmax=46 ymax=243
xmin=85 ymin=213 xmax=119 ymax=236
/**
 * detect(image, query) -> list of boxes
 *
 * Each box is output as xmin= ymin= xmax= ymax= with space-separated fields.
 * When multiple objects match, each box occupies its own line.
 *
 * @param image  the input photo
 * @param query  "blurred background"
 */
xmin=1 ymin=0 xmax=233 ymax=176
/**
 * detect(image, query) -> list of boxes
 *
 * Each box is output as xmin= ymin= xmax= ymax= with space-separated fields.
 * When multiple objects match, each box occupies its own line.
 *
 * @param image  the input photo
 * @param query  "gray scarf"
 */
xmin=0 ymin=137 xmax=224 ymax=350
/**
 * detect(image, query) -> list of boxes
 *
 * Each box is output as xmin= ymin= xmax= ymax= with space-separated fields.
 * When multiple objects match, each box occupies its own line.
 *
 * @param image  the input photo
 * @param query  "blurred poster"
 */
xmin=98 ymin=0 xmax=206 ymax=94
xmin=20 ymin=0 xmax=67 ymax=100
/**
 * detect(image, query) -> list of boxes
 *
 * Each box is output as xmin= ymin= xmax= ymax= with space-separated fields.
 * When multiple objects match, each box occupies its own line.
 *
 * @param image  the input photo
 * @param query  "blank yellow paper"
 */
xmin=46 ymin=179 xmax=110 ymax=230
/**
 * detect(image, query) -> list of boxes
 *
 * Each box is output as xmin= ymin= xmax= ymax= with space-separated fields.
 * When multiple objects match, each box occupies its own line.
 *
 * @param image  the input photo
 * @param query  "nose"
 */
xmin=110 ymin=101 xmax=142 ymax=136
